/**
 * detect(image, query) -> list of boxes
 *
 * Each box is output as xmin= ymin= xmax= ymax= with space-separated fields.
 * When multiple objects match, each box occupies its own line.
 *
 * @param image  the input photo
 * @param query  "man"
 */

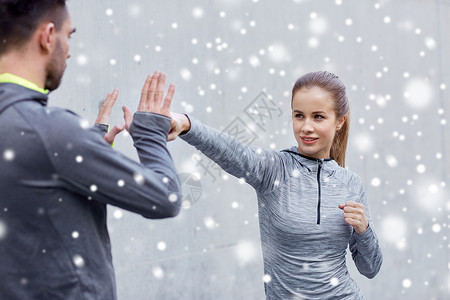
xmin=0 ymin=1 xmax=181 ymax=299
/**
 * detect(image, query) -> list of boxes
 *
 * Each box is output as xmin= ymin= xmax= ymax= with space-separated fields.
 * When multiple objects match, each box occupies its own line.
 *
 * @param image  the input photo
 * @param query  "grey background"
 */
xmin=52 ymin=0 xmax=449 ymax=299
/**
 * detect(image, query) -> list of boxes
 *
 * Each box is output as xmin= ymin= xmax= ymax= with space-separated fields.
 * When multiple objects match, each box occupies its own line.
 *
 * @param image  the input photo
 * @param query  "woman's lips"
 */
xmin=301 ymin=136 xmax=318 ymax=145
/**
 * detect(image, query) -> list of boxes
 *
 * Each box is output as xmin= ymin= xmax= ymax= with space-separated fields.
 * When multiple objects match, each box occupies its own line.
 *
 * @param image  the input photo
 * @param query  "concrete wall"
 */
xmin=53 ymin=0 xmax=449 ymax=299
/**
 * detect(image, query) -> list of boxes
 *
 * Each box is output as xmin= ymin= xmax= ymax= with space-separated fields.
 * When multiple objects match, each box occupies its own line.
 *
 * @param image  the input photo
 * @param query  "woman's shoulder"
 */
xmin=333 ymin=166 xmax=364 ymax=193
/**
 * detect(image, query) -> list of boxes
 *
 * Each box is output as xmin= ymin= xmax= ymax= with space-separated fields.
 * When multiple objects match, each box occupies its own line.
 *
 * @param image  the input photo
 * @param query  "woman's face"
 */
xmin=292 ymin=86 xmax=346 ymax=159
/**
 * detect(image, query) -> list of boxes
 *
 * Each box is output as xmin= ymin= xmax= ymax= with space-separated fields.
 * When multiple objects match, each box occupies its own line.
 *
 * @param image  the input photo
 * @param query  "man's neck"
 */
xmin=0 ymin=50 xmax=46 ymax=89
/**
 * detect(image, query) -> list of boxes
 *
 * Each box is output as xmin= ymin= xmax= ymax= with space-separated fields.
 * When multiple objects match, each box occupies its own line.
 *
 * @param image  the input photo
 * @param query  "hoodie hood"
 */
xmin=0 ymin=82 xmax=48 ymax=114
xmin=281 ymin=145 xmax=339 ymax=172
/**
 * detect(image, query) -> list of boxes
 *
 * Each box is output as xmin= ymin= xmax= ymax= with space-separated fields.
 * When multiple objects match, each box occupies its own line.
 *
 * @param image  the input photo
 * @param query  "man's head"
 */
xmin=0 ymin=0 xmax=75 ymax=91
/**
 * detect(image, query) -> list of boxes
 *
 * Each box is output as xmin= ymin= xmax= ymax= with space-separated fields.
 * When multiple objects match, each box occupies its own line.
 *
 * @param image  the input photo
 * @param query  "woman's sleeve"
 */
xmin=349 ymin=182 xmax=383 ymax=279
xmin=180 ymin=116 xmax=286 ymax=193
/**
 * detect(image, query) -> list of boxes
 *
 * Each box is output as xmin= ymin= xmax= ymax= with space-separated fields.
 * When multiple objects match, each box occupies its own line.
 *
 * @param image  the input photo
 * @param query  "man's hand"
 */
xmin=338 ymin=201 xmax=369 ymax=234
xmin=95 ymin=72 xmax=175 ymax=145
xmin=95 ymin=89 xmax=127 ymax=145
xmin=138 ymin=71 xmax=175 ymax=117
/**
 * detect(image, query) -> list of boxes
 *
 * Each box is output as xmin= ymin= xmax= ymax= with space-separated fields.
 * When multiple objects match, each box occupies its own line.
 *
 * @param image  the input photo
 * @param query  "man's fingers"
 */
xmin=104 ymin=122 xmax=125 ymax=145
xmin=154 ymin=72 xmax=166 ymax=108
xmin=122 ymin=105 xmax=134 ymax=131
xmin=139 ymin=75 xmax=152 ymax=110
xmin=161 ymin=84 xmax=175 ymax=115
xmin=95 ymin=89 xmax=119 ymax=125
xmin=146 ymin=72 xmax=160 ymax=111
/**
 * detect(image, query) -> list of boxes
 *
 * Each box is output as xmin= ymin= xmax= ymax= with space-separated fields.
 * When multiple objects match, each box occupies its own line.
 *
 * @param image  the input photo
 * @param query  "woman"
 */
xmin=169 ymin=71 xmax=382 ymax=299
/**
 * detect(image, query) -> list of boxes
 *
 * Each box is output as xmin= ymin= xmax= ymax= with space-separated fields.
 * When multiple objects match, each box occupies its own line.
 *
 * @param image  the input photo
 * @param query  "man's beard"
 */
xmin=44 ymin=39 xmax=66 ymax=91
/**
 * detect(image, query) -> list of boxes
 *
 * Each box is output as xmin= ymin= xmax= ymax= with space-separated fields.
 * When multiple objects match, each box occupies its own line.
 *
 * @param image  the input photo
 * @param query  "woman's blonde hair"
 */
xmin=292 ymin=71 xmax=350 ymax=167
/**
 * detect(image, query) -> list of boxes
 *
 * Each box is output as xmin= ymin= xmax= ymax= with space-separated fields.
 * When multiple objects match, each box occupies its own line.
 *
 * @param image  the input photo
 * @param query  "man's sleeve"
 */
xmin=39 ymin=109 xmax=181 ymax=219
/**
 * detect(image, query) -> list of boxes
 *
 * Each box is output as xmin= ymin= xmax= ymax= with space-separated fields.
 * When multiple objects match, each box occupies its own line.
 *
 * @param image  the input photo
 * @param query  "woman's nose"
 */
xmin=301 ymin=119 xmax=314 ymax=133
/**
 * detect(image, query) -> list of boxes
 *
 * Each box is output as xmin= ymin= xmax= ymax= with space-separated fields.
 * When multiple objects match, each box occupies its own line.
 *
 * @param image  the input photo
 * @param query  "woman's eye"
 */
xmin=295 ymin=114 xmax=303 ymax=118
xmin=315 ymin=115 xmax=324 ymax=119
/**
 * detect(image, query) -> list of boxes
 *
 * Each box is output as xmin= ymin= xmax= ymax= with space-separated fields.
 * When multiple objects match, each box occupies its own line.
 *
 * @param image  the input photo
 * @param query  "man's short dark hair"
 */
xmin=0 ymin=0 xmax=67 ymax=55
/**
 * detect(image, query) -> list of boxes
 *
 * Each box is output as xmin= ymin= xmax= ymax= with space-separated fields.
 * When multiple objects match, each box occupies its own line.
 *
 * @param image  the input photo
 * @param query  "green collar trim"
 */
xmin=0 ymin=73 xmax=49 ymax=94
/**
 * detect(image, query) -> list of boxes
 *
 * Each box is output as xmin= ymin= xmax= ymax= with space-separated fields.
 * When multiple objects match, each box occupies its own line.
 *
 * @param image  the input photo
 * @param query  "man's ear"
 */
xmin=39 ymin=23 xmax=56 ymax=53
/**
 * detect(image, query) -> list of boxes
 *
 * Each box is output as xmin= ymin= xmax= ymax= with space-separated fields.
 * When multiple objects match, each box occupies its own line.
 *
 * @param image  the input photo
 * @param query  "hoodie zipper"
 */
xmin=316 ymin=160 xmax=323 ymax=225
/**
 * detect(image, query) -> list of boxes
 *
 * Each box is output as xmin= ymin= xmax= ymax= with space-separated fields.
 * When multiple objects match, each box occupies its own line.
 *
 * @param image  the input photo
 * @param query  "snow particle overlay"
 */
xmin=308 ymin=37 xmax=319 ymax=48
xmin=152 ymin=266 xmax=164 ymax=279
xmin=330 ymin=277 xmax=339 ymax=286
xmin=231 ymin=201 xmax=239 ymax=209
xmin=353 ymin=133 xmax=374 ymax=153
xmin=180 ymin=68 xmax=192 ymax=81
xmin=416 ymin=164 xmax=426 ymax=174
xmin=73 ymin=255 xmax=85 ymax=268
xmin=0 ymin=219 xmax=7 ymax=241
xmin=403 ymin=79 xmax=433 ymax=110
xmin=128 ymin=4 xmax=141 ymax=17
xmin=90 ymin=185 xmax=98 ymax=192
xmin=204 ymin=217 xmax=216 ymax=229
xmin=72 ymin=231 xmax=79 ymax=239
xmin=76 ymin=155 xmax=83 ymax=163
xmin=402 ymin=278 xmax=412 ymax=288
xmin=386 ymin=155 xmax=398 ymax=168
xmin=168 ymin=193 xmax=178 ymax=203
xmin=424 ymin=36 xmax=437 ymax=50
xmin=117 ymin=180 xmax=125 ymax=187
xmin=157 ymin=241 xmax=167 ymax=251
xmin=133 ymin=173 xmax=145 ymax=185
xmin=268 ymin=43 xmax=290 ymax=63
xmin=79 ymin=119 xmax=90 ymax=129
xmin=113 ymin=209 xmax=123 ymax=219
xmin=192 ymin=7 xmax=204 ymax=18
xmin=381 ymin=216 xmax=406 ymax=244
xmin=3 ymin=149 xmax=15 ymax=161
xmin=432 ymin=224 xmax=441 ymax=233
xmin=77 ymin=55 xmax=88 ymax=66
xmin=371 ymin=178 xmax=381 ymax=187
xmin=134 ymin=55 xmax=141 ymax=63
xmin=248 ymin=55 xmax=261 ymax=67
xmin=263 ymin=274 xmax=272 ymax=283
xmin=234 ymin=241 xmax=257 ymax=266
xmin=105 ymin=8 xmax=113 ymax=16
xmin=109 ymin=59 xmax=117 ymax=66
xmin=308 ymin=16 xmax=328 ymax=35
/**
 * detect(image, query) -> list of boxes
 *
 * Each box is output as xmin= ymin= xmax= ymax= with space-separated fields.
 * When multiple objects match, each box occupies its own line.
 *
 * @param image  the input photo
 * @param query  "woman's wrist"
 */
xmin=181 ymin=114 xmax=192 ymax=134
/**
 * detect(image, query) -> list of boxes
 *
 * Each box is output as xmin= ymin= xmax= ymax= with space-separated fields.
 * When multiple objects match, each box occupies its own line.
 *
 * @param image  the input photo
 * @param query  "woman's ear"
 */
xmin=336 ymin=115 xmax=346 ymax=131
xmin=39 ymin=23 xmax=56 ymax=53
